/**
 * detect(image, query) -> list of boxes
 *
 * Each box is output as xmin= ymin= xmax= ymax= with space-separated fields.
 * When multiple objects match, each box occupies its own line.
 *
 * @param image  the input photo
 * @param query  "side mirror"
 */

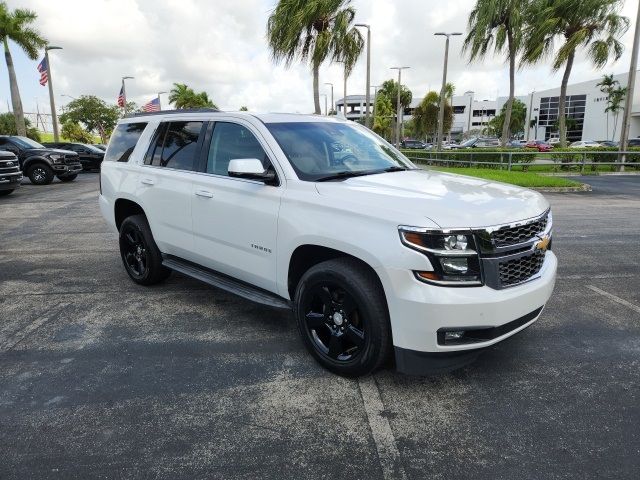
xmin=228 ymin=158 xmax=277 ymax=184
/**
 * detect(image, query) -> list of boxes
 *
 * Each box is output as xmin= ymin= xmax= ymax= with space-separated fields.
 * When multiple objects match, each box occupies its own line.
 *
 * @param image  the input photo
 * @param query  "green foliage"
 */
xmin=0 ymin=2 xmax=47 ymax=59
xmin=597 ymin=73 xmax=626 ymax=139
xmin=486 ymin=99 xmax=527 ymax=137
xmin=412 ymin=91 xmax=452 ymax=142
xmin=378 ymin=79 xmax=412 ymax=111
xmin=239 ymin=106 xmax=249 ymax=111
xmin=0 ymin=111 xmax=38 ymax=140
xmin=168 ymin=83 xmax=217 ymax=109
xmin=373 ymin=92 xmax=393 ymax=140
xmin=61 ymin=120 xmax=93 ymax=143
xmin=59 ymin=95 xmax=120 ymax=143
xmin=431 ymin=167 xmax=582 ymax=188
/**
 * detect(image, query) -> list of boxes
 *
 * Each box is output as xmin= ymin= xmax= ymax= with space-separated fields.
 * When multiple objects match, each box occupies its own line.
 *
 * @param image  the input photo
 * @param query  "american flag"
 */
xmin=117 ymin=85 xmax=125 ymax=108
xmin=142 ymin=97 xmax=160 ymax=112
xmin=37 ymin=57 xmax=48 ymax=86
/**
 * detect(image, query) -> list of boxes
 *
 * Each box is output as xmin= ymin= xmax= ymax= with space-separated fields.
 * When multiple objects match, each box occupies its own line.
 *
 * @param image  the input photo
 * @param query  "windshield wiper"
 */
xmin=315 ymin=166 xmax=409 ymax=182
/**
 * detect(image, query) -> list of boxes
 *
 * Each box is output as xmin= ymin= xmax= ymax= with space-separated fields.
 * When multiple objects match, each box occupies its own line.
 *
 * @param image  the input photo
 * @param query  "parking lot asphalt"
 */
xmin=1 ymin=174 xmax=638 ymax=480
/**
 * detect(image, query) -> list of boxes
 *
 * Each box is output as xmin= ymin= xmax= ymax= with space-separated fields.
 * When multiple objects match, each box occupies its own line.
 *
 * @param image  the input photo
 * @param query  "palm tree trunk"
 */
xmin=501 ymin=30 xmax=516 ymax=146
xmin=558 ymin=50 xmax=575 ymax=148
xmin=3 ymin=38 xmax=26 ymax=136
xmin=312 ymin=61 xmax=321 ymax=115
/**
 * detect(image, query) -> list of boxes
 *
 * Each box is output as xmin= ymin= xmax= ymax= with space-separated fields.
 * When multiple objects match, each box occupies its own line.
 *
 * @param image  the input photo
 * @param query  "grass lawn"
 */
xmin=429 ymin=167 xmax=583 ymax=188
xmin=37 ymin=131 xmax=102 ymax=144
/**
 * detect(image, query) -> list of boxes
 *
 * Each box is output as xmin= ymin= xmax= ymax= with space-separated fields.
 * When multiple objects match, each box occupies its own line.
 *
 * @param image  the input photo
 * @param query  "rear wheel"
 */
xmin=119 ymin=214 xmax=171 ymax=285
xmin=57 ymin=174 xmax=78 ymax=182
xmin=28 ymin=164 xmax=53 ymax=185
xmin=294 ymin=258 xmax=392 ymax=377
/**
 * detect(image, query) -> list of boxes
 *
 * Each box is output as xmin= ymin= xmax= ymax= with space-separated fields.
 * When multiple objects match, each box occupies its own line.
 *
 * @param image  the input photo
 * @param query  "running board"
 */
xmin=162 ymin=256 xmax=291 ymax=310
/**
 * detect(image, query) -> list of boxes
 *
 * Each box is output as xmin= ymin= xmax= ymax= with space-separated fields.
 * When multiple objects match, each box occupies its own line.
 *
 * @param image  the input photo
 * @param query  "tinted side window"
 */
xmin=206 ymin=122 xmax=269 ymax=176
xmin=159 ymin=122 xmax=203 ymax=171
xmin=104 ymin=122 xmax=147 ymax=162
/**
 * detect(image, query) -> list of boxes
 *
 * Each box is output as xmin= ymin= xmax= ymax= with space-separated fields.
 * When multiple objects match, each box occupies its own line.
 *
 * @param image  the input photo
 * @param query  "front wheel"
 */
xmin=119 ymin=214 xmax=171 ymax=285
xmin=294 ymin=258 xmax=392 ymax=377
xmin=57 ymin=174 xmax=78 ymax=182
xmin=28 ymin=164 xmax=54 ymax=185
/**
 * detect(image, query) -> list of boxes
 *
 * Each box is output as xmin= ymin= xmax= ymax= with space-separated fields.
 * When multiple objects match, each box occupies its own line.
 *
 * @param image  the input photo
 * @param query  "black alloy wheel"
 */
xmin=118 ymin=214 xmax=171 ymax=285
xmin=120 ymin=224 xmax=148 ymax=279
xmin=302 ymin=282 xmax=365 ymax=362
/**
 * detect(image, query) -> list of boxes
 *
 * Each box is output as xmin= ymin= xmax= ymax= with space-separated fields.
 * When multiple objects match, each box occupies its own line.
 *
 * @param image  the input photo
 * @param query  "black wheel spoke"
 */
xmin=341 ymin=295 xmax=358 ymax=315
xmin=125 ymin=232 xmax=136 ymax=245
xmin=327 ymin=333 xmax=344 ymax=359
xmin=318 ymin=286 xmax=333 ymax=310
xmin=305 ymin=312 xmax=326 ymax=328
xmin=137 ymin=258 xmax=145 ymax=274
xmin=345 ymin=325 xmax=365 ymax=348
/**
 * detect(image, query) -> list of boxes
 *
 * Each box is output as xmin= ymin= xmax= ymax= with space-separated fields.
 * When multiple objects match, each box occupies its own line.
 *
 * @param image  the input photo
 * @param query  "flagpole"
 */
xmin=45 ymin=46 xmax=62 ymax=142
xmin=158 ymin=91 xmax=166 ymax=111
xmin=121 ymin=76 xmax=134 ymax=114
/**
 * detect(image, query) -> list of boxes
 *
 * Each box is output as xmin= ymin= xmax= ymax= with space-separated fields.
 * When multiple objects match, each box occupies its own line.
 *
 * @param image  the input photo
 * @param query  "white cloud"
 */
xmin=8 ymin=0 xmax=639 ymax=114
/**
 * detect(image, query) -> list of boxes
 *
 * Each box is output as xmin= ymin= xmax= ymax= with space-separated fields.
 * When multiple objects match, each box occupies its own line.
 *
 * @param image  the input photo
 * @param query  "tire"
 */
xmin=57 ymin=174 xmax=78 ymax=182
xmin=27 ymin=163 xmax=54 ymax=185
xmin=118 ymin=214 xmax=171 ymax=285
xmin=294 ymin=258 xmax=392 ymax=377
xmin=0 ymin=189 xmax=14 ymax=196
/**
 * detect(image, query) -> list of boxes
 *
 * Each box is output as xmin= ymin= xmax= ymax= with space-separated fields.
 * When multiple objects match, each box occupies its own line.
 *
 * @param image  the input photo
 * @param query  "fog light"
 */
xmin=445 ymin=331 xmax=465 ymax=341
xmin=441 ymin=257 xmax=469 ymax=274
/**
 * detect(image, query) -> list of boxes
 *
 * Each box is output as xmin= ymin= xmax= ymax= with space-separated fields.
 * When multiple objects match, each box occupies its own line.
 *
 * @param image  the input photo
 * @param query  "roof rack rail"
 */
xmin=124 ymin=108 xmax=220 ymax=118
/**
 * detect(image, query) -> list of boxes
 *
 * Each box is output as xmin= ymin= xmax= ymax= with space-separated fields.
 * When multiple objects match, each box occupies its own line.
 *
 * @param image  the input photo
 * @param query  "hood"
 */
xmin=25 ymin=148 xmax=78 ymax=156
xmin=315 ymin=169 xmax=549 ymax=229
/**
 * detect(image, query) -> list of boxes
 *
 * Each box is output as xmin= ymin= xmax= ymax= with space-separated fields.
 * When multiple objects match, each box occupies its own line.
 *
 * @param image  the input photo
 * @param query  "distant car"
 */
xmin=569 ymin=140 xmax=602 ymax=149
xmin=92 ymin=144 xmax=107 ymax=151
xmin=43 ymin=142 xmax=105 ymax=170
xmin=441 ymin=141 xmax=458 ymax=150
xmin=456 ymin=137 xmax=500 ymax=149
xmin=507 ymin=140 xmax=526 ymax=148
xmin=525 ymin=140 xmax=552 ymax=152
xmin=401 ymin=139 xmax=430 ymax=149
xmin=548 ymin=137 xmax=560 ymax=146
xmin=597 ymin=140 xmax=619 ymax=147
xmin=627 ymin=138 xmax=640 ymax=147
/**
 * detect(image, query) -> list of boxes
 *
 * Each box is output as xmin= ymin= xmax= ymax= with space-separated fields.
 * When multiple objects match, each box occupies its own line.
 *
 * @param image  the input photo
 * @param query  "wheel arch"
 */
xmin=23 ymin=156 xmax=52 ymax=171
xmin=114 ymin=198 xmax=146 ymax=231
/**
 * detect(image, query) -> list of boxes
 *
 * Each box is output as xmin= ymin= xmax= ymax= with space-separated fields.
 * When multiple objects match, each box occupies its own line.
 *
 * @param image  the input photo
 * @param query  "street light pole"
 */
xmin=324 ymin=83 xmax=334 ymax=114
xmin=44 ymin=46 xmax=62 ymax=141
xmin=618 ymin=0 xmax=640 ymax=172
xmin=390 ymin=67 xmax=410 ymax=147
xmin=435 ymin=32 xmax=462 ymax=150
xmin=121 ymin=76 xmax=134 ymax=114
xmin=157 ymin=91 xmax=167 ymax=111
xmin=371 ymin=85 xmax=380 ymax=125
xmin=355 ymin=24 xmax=371 ymax=128
xmin=320 ymin=94 xmax=328 ymax=115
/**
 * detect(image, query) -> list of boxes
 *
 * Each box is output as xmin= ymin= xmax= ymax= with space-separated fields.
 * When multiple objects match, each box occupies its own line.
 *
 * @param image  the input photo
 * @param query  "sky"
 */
xmin=4 ymin=0 xmax=639 ymax=116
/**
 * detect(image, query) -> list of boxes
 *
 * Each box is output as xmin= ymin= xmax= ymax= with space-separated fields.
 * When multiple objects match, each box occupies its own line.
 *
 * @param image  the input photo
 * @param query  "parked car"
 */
xmin=525 ymin=140 xmax=552 ymax=152
xmin=100 ymin=112 xmax=556 ymax=377
xmin=92 ymin=144 xmax=107 ymax=151
xmin=569 ymin=140 xmax=602 ymax=148
xmin=627 ymin=138 xmax=640 ymax=147
xmin=456 ymin=137 xmax=500 ymax=149
xmin=0 ymin=136 xmax=82 ymax=185
xmin=43 ymin=142 xmax=105 ymax=170
xmin=401 ymin=139 xmax=430 ymax=149
xmin=0 ymin=150 xmax=22 ymax=196
xmin=507 ymin=140 xmax=527 ymax=148
xmin=597 ymin=140 xmax=619 ymax=147
xmin=548 ymin=137 xmax=560 ymax=146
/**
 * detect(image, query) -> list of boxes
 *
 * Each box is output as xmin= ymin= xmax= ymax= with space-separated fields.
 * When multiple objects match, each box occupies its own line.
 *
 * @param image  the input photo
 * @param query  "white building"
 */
xmin=337 ymin=71 xmax=640 ymax=142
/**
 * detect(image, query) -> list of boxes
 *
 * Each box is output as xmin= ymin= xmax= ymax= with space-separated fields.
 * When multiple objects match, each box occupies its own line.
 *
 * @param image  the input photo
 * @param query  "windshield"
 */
xmin=82 ymin=144 xmax=104 ymax=153
xmin=11 ymin=136 xmax=44 ymax=149
xmin=266 ymin=121 xmax=415 ymax=181
xmin=459 ymin=138 xmax=477 ymax=147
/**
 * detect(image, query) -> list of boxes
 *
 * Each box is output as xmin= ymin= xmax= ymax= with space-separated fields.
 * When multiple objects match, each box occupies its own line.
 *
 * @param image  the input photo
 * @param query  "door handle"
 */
xmin=140 ymin=178 xmax=155 ymax=185
xmin=195 ymin=190 xmax=214 ymax=198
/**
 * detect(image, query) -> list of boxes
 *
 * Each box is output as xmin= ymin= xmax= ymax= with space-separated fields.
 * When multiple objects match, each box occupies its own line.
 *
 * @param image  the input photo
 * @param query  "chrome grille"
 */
xmin=491 ymin=213 xmax=548 ymax=247
xmin=498 ymin=250 xmax=546 ymax=287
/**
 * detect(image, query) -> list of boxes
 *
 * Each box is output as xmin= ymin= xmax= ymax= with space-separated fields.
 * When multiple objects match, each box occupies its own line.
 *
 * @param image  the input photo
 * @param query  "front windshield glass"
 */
xmin=266 ymin=121 xmax=415 ymax=181
xmin=12 ymin=136 xmax=44 ymax=149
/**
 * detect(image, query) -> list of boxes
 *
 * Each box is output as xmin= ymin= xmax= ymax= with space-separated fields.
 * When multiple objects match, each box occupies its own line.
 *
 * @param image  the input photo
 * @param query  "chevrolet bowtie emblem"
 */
xmin=535 ymin=235 xmax=551 ymax=252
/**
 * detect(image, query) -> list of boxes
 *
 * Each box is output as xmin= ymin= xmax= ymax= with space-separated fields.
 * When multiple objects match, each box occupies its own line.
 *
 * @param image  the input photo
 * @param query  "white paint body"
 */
xmin=99 ymin=112 xmax=556 ymax=354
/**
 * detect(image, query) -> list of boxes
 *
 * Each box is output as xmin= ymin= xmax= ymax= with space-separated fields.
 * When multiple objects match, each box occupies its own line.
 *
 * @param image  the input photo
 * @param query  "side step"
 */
xmin=162 ymin=256 xmax=292 ymax=310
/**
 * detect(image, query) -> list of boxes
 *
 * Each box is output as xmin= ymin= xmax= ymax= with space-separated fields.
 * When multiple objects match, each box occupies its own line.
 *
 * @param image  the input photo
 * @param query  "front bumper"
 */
xmin=0 ymin=172 xmax=22 ymax=190
xmin=52 ymin=163 xmax=83 ymax=175
xmin=376 ymin=250 xmax=557 ymax=369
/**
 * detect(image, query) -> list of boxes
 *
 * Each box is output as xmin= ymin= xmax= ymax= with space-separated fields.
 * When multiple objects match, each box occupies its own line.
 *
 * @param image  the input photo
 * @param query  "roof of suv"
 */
xmin=123 ymin=110 xmax=349 ymax=125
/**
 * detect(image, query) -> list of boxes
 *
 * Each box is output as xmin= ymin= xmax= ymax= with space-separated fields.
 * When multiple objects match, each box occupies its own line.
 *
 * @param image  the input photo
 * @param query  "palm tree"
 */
xmin=607 ymin=85 xmax=626 ymax=139
xmin=464 ymin=0 xmax=525 ymax=147
xmin=266 ymin=0 xmax=364 ymax=114
xmin=596 ymin=73 xmax=617 ymax=139
xmin=523 ymin=0 xmax=628 ymax=147
xmin=168 ymin=83 xmax=217 ymax=109
xmin=0 ymin=3 xmax=47 ymax=136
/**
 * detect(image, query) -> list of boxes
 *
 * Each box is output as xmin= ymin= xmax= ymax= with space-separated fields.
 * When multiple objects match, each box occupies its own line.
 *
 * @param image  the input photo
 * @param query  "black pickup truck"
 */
xmin=0 ymin=150 xmax=22 ymax=196
xmin=0 ymin=135 xmax=82 ymax=185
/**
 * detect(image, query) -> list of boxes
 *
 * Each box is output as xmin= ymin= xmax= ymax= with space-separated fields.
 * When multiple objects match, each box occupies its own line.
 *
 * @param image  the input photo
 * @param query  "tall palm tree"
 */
xmin=464 ymin=0 xmax=525 ymax=147
xmin=0 ymin=3 xmax=47 ymax=136
xmin=267 ymin=0 xmax=364 ymax=114
xmin=523 ymin=0 xmax=628 ymax=147
xmin=169 ymin=83 xmax=217 ymax=109
xmin=596 ymin=73 xmax=617 ymax=139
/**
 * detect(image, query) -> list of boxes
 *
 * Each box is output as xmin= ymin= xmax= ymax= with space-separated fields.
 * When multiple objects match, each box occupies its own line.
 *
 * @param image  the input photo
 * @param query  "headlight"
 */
xmin=399 ymin=227 xmax=482 ymax=286
xmin=49 ymin=154 xmax=64 ymax=163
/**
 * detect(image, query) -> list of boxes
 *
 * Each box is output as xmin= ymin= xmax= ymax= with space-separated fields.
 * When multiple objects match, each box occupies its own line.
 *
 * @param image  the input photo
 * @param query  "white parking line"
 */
xmin=357 ymin=375 xmax=407 ymax=480
xmin=587 ymin=286 xmax=640 ymax=314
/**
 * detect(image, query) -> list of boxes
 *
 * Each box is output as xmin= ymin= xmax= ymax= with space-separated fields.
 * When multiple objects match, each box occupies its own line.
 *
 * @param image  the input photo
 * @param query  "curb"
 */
xmin=532 ymin=183 xmax=592 ymax=193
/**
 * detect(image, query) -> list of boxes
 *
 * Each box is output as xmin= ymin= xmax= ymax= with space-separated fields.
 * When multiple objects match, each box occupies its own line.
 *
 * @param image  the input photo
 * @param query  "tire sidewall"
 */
xmin=28 ymin=164 xmax=53 ymax=185
xmin=118 ymin=215 xmax=169 ymax=285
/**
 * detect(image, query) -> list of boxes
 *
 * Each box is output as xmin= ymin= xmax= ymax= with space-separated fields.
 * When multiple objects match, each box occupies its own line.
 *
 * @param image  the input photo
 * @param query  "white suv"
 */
xmin=99 ymin=111 xmax=556 ymax=376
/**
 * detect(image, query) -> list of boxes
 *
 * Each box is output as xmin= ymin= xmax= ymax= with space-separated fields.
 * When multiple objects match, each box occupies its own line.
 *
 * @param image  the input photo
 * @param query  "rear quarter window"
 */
xmin=104 ymin=122 xmax=148 ymax=162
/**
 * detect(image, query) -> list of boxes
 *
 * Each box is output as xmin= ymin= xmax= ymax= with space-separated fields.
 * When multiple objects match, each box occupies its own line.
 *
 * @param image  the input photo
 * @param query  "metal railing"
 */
xmin=401 ymin=150 xmax=640 ymax=173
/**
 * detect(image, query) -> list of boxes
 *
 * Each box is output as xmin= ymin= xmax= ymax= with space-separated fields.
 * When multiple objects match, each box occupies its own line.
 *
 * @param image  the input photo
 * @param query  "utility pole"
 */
xmin=121 ymin=76 xmax=134 ymax=114
xmin=526 ymin=90 xmax=535 ymax=141
xmin=320 ymin=93 xmax=328 ymax=115
xmin=618 ymin=0 xmax=640 ymax=172
xmin=355 ymin=24 xmax=371 ymax=127
xmin=391 ymin=67 xmax=410 ymax=147
xmin=435 ymin=32 xmax=461 ymax=150
xmin=44 ymin=46 xmax=62 ymax=141
xmin=343 ymin=63 xmax=347 ymax=116
xmin=324 ymin=83 xmax=334 ymax=114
